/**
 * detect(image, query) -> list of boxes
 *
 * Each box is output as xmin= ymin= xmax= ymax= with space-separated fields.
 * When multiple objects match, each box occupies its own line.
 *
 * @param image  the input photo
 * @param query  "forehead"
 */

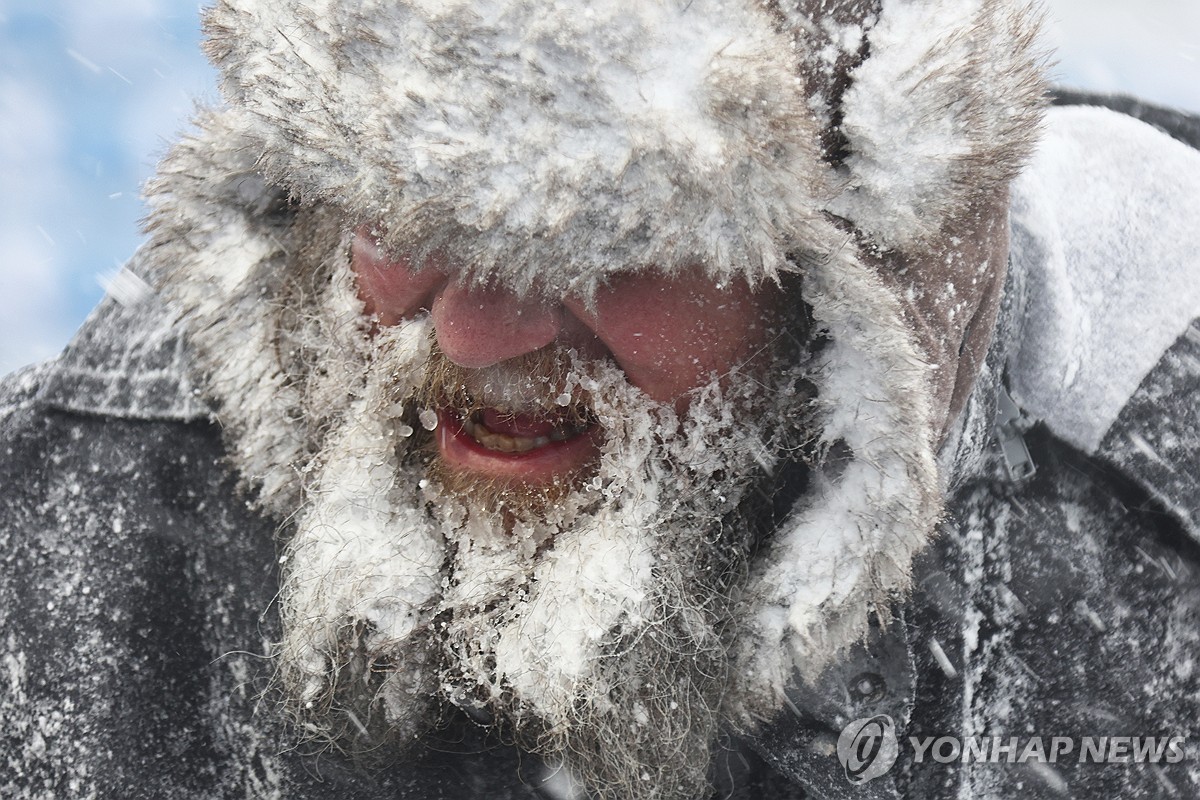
xmin=205 ymin=0 xmax=836 ymax=295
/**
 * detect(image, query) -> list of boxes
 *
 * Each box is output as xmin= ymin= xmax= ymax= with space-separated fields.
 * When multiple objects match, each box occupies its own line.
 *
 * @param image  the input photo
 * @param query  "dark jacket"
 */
xmin=2 ymin=96 xmax=1198 ymax=799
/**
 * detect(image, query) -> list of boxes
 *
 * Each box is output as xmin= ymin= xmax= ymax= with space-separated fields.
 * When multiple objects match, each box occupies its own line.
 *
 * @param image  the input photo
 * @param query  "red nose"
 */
xmin=431 ymin=281 xmax=562 ymax=369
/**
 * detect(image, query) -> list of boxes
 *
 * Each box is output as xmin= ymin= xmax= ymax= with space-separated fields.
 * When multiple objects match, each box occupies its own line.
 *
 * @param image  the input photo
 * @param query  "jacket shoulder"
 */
xmin=1053 ymin=88 xmax=1200 ymax=151
xmin=0 ymin=362 xmax=56 ymax=422
xmin=909 ymin=430 xmax=1200 ymax=799
xmin=32 ymin=280 xmax=212 ymax=423
xmin=1008 ymin=103 xmax=1200 ymax=457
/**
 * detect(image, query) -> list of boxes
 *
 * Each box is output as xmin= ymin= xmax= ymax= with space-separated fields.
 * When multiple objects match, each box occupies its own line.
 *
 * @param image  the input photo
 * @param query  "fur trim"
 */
xmin=141 ymin=111 xmax=370 ymax=516
xmin=827 ymin=0 xmax=1047 ymax=250
xmin=731 ymin=239 xmax=940 ymax=723
xmin=200 ymin=0 xmax=1046 ymax=283
xmin=203 ymin=0 xmax=832 ymax=296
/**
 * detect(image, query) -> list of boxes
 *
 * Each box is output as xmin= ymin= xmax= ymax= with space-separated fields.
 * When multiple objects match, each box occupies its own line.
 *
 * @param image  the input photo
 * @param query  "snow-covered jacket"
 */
xmin=753 ymin=96 xmax=1200 ymax=800
xmin=2 ymin=93 xmax=1198 ymax=799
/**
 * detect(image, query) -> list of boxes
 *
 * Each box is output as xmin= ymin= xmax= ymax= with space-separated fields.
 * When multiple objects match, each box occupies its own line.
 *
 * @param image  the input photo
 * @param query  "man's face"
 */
xmin=264 ymin=214 xmax=812 ymax=800
xmin=350 ymin=227 xmax=787 ymax=489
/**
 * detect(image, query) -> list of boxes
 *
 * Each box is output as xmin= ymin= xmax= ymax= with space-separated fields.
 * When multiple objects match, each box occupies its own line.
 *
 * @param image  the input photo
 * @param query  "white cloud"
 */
xmin=0 ymin=231 xmax=74 ymax=376
xmin=0 ymin=1 xmax=215 ymax=377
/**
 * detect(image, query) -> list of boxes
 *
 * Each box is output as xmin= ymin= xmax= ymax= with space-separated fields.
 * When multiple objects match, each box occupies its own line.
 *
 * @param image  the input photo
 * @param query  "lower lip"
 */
xmin=435 ymin=409 xmax=601 ymax=486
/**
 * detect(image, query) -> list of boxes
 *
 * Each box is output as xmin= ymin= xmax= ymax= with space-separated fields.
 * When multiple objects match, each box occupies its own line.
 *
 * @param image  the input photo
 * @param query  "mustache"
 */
xmin=415 ymin=343 xmax=599 ymax=429
xmin=407 ymin=343 xmax=605 ymax=512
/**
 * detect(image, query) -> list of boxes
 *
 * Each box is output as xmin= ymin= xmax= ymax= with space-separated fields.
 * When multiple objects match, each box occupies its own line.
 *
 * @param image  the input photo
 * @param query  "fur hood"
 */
xmin=199 ymin=0 xmax=1044 ymax=297
xmin=147 ymin=0 xmax=1046 ymax=722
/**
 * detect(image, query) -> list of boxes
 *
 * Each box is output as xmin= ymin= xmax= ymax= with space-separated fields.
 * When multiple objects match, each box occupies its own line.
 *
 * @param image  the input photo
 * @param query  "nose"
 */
xmin=431 ymin=281 xmax=563 ymax=368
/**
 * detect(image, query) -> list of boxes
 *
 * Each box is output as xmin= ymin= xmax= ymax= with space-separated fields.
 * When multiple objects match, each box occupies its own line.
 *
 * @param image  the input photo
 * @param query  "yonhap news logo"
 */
xmin=837 ymin=715 xmax=900 ymax=784
xmin=836 ymin=717 xmax=1189 ymax=785
xmin=906 ymin=735 xmax=1187 ymax=765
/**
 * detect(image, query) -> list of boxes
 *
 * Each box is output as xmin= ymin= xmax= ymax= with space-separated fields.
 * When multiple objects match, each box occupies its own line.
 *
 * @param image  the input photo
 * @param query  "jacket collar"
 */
xmin=1094 ymin=319 xmax=1200 ymax=546
xmin=37 ymin=275 xmax=211 ymax=423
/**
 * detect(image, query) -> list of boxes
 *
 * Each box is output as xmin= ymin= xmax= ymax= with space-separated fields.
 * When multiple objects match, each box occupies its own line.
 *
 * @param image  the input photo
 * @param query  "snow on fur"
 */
xmin=828 ymin=0 xmax=1046 ymax=250
xmin=730 ymin=236 xmax=940 ymax=723
xmin=142 ymin=114 xmax=317 ymax=514
xmin=203 ymin=0 xmax=831 ymax=297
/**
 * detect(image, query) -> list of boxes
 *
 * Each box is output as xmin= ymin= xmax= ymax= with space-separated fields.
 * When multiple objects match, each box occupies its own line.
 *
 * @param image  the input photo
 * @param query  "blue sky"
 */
xmin=1 ymin=0 xmax=1198 ymax=375
xmin=1 ymin=1 xmax=217 ymax=374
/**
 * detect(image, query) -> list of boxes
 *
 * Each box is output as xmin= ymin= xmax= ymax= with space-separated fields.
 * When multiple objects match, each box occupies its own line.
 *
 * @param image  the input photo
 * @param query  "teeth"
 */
xmin=460 ymin=413 xmax=550 ymax=453
xmin=459 ymin=412 xmax=586 ymax=453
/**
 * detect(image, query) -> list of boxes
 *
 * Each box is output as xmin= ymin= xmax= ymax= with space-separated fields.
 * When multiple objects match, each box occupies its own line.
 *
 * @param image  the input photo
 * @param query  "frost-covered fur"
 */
xmin=203 ymin=0 xmax=1044 ymax=288
xmin=143 ymin=0 xmax=1045 ymax=790
xmin=731 ymin=242 xmax=939 ymax=721
xmin=203 ymin=0 xmax=831 ymax=297
xmin=829 ymin=0 xmax=1046 ymax=250
xmin=143 ymin=115 xmax=321 ymax=515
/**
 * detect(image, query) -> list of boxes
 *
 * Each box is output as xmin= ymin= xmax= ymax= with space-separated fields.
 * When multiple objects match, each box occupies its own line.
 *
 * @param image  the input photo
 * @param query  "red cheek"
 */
xmin=565 ymin=273 xmax=778 ymax=407
xmin=350 ymin=229 xmax=445 ymax=326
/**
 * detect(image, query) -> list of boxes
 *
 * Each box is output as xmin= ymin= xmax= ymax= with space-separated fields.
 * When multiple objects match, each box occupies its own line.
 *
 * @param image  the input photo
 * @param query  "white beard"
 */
xmin=264 ymin=247 xmax=812 ymax=798
xmin=157 ymin=187 xmax=946 ymax=799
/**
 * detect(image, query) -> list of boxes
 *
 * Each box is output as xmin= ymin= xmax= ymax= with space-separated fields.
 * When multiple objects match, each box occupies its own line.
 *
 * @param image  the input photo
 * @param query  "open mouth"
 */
xmin=459 ymin=408 xmax=591 ymax=453
xmin=435 ymin=405 xmax=600 ymax=484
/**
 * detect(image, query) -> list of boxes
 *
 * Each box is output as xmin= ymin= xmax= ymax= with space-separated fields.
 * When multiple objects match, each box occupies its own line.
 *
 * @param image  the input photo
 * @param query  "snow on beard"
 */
xmin=273 ymin=257 xmax=811 ymax=799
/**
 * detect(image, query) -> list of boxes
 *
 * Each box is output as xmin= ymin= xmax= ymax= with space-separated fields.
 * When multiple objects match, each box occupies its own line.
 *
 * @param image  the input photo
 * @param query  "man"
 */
xmin=2 ymin=0 xmax=1199 ymax=798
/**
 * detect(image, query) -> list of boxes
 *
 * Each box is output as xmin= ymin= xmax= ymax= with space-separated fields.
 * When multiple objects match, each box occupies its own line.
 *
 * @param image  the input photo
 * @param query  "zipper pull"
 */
xmin=994 ymin=387 xmax=1036 ymax=481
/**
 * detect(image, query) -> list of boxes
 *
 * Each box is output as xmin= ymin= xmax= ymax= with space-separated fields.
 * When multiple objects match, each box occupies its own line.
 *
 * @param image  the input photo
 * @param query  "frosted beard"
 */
xmin=268 ymin=248 xmax=813 ymax=800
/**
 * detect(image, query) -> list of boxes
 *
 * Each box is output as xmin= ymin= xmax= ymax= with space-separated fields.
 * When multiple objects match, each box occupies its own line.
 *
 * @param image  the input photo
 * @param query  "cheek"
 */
xmin=567 ymin=274 xmax=780 ymax=405
xmin=350 ymin=229 xmax=444 ymax=326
